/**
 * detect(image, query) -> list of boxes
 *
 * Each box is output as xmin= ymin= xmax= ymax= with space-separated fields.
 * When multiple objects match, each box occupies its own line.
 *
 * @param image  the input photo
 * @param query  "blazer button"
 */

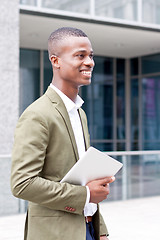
xmin=65 ymin=206 xmax=76 ymax=212
xmin=70 ymin=207 xmax=76 ymax=212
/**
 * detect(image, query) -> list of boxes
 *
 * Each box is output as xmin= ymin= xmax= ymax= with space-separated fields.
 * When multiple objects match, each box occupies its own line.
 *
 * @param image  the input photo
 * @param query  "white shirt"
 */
xmin=50 ymin=84 xmax=97 ymax=216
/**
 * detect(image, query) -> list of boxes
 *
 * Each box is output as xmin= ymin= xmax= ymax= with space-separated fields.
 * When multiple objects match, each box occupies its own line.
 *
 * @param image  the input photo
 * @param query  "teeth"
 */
xmin=81 ymin=71 xmax=92 ymax=76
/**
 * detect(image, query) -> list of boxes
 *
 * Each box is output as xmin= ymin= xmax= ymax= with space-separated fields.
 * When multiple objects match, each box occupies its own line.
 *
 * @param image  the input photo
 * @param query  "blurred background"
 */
xmin=0 ymin=0 xmax=160 ymax=220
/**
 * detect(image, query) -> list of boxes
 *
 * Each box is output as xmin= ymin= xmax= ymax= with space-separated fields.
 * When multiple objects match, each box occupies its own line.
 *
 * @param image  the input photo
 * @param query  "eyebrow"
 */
xmin=73 ymin=49 xmax=94 ymax=54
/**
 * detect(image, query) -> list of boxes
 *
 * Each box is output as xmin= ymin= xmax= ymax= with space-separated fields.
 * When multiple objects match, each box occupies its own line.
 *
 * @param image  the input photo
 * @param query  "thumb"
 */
xmin=98 ymin=176 xmax=115 ymax=185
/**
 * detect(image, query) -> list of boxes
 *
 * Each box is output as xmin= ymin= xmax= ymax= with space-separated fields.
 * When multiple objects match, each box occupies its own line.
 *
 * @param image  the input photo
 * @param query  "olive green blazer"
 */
xmin=11 ymin=87 xmax=108 ymax=240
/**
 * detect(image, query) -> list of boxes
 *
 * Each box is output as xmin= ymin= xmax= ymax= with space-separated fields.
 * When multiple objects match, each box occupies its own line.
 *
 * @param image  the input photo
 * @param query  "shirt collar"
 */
xmin=50 ymin=83 xmax=84 ymax=112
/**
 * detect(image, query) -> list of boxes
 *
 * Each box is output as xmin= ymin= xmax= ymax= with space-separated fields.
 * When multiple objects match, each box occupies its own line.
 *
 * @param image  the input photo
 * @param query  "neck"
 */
xmin=51 ymin=79 xmax=79 ymax=103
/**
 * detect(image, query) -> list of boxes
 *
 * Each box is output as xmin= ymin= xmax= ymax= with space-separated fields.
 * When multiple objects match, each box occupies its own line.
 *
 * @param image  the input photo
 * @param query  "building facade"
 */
xmin=1 ymin=0 xmax=160 ymax=215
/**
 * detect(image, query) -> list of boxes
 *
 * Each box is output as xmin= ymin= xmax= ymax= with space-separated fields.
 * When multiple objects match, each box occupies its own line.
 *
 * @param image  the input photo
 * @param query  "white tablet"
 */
xmin=61 ymin=146 xmax=123 ymax=186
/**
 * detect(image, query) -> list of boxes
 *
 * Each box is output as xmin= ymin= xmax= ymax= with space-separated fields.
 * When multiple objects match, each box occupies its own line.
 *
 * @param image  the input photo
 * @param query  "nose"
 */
xmin=84 ymin=56 xmax=95 ymax=68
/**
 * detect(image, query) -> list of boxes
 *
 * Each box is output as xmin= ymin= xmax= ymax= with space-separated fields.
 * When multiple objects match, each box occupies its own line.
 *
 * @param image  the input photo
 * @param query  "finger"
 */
xmin=109 ymin=176 xmax=115 ymax=183
xmin=98 ymin=176 xmax=115 ymax=185
xmin=102 ymin=183 xmax=109 ymax=187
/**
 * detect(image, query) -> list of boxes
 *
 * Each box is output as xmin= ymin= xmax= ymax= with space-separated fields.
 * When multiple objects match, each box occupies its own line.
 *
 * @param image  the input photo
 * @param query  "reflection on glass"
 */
xmin=42 ymin=0 xmax=90 ymax=14
xmin=142 ymin=0 xmax=160 ymax=24
xmin=20 ymin=0 xmax=37 ymax=6
xmin=117 ymin=78 xmax=125 ymax=140
xmin=93 ymin=57 xmax=113 ymax=84
xmin=20 ymin=49 xmax=40 ymax=114
xmin=142 ymin=54 xmax=160 ymax=74
xmin=131 ymin=79 xmax=139 ymax=150
xmin=131 ymin=58 xmax=138 ymax=76
xmin=116 ymin=59 xmax=125 ymax=140
xmin=95 ymin=0 xmax=137 ymax=21
xmin=92 ymin=142 xmax=113 ymax=151
xmin=117 ymin=142 xmax=125 ymax=151
xmin=43 ymin=51 xmax=52 ymax=93
xmin=117 ymin=58 xmax=125 ymax=78
xmin=93 ymin=57 xmax=113 ymax=141
xmin=142 ymin=77 xmax=160 ymax=150
xmin=107 ymin=154 xmax=160 ymax=201
xmin=93 ymin=83 xmax=113 ymax=140
xmin=81 ymin=56 xmax=113 ymax=151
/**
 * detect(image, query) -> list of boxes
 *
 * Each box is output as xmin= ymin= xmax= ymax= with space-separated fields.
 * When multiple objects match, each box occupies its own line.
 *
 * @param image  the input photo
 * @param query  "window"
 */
xmin=81 ymin=56 xmax=126 ymax=151
xmin=142 ymin=54 xmax=160 ymax=74
xmin=42 ymin=0 xmax=90 ymax=14
xmin=131 ymin=79 xmax=139 ymax=150
xmin=20 ymin=49 xmax=40 ymax=114
xmin=43 ymin=51 xmax=52 ymax=93
xmin=142 ymin=77 xmax=160 ymax=149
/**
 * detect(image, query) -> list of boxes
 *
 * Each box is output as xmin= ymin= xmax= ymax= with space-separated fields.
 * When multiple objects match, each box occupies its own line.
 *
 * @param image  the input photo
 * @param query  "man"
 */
xmin=11 ymin=27 xmax=115 ymax=240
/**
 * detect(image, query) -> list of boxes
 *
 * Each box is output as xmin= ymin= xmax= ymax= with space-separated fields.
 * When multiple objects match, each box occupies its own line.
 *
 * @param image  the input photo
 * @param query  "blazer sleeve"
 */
xmin=10 ymin=109 xmax=87 ymax=215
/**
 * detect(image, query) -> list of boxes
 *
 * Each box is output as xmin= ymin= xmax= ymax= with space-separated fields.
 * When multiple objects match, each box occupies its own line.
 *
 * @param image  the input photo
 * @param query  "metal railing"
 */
xmin=1 ymin=150 xmax=160 ymax=215
xmin=105 ymin=150 xmax=160 ymax=201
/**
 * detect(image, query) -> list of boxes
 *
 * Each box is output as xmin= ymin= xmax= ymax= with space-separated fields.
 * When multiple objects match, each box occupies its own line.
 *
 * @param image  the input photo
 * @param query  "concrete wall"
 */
xmin=0 ymin=0 xmax=21 ymax=216
xmin=0 ymin=0 xmax=19 ymax=155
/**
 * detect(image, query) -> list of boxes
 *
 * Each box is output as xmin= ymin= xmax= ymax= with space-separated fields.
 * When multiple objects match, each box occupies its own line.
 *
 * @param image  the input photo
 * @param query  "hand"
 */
xmin=86 ymin=176 xmax=115 ymax=204
xmin=100 ymin=235 xmax=109 ymax=240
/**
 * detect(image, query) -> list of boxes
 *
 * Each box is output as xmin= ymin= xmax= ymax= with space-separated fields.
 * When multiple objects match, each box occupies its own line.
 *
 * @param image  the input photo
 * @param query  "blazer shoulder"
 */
xmin=21 ymin=87 xmax=62 ymax=116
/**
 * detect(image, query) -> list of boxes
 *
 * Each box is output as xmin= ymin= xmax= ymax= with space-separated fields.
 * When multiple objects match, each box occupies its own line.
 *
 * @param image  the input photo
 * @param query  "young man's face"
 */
xmin=56 ymin=36 xmax=95 ymax=89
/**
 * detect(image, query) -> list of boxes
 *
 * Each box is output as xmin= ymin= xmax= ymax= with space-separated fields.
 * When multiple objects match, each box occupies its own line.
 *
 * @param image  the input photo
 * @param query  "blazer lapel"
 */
xmin=45 ymin=87 xmax=79 ymax=161
xmin=78 ymin=108 xmax=90 ymax=150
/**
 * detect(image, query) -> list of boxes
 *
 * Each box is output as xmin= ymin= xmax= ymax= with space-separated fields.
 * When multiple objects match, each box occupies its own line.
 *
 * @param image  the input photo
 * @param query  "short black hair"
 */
xmin=48 ymin=27 xmax=88 ymax=58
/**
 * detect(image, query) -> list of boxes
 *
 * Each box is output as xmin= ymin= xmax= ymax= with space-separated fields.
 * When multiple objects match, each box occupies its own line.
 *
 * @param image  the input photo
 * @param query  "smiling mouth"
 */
xmin=81 ymin=71 xmax=92 ymax=77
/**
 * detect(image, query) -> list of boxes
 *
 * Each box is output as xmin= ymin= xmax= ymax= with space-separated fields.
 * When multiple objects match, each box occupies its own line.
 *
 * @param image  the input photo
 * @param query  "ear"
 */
xmin=50 ymin=55 xmax=60 ymax=69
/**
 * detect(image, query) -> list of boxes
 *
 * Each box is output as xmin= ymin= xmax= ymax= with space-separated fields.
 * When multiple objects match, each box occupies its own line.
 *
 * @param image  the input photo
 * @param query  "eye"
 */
xmin=89 ymin=54 xmax=94 ymax=60
xmin=77 ymin=54 xmax=85 ymax=59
